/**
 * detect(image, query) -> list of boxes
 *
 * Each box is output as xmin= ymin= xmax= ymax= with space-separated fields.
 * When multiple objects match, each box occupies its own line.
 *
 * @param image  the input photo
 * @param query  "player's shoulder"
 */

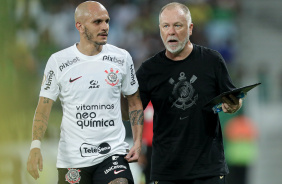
xmin=46 ymin=44 xmax=80 ymax=73
xmin=52 ymin=44 xmax=75 ymax=58
xmin=49 ymin=44 xmax=79 ymax=64
xmin=104 ymin=44 xmax=130 ymax=57
xmin=102 ymin=44 xmax=133 ymax=68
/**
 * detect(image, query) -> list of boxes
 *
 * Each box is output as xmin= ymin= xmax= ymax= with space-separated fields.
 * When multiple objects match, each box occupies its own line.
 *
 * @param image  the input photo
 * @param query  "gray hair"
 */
xmin=159 ymin=2 xmax=192 ymax=24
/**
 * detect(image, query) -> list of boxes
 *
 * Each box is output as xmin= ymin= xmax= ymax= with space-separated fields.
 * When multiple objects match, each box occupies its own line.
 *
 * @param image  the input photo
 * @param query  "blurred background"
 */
xmin=1 ymin=0 xmax=282 ymax=183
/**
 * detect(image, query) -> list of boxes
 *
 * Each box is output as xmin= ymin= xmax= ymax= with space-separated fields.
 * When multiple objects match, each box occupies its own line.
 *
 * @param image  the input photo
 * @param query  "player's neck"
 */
xmin=165 ymin=41 xmax=193 ymax=61
xmin=76 ymin=41 xmax=103 ymax=56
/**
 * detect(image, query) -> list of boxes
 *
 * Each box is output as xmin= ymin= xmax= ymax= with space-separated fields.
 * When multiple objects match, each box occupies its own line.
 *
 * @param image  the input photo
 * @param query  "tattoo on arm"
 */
xmin=43 ymin=97 xmax=49 ymax=104
xmin=129 ymin=110 xmax=144 ymax=126
xmin=136 ymin=145 xmax=141 ymax=155
xmin=33 ymin=112 xmax=49 ymax=140
xmin=34 ymin=112 xmax=48 ymax=125
xmin=108 ymin=178 xmax=128 ymax=184
xmin=33 ymin=124 xmax=47 ymax=141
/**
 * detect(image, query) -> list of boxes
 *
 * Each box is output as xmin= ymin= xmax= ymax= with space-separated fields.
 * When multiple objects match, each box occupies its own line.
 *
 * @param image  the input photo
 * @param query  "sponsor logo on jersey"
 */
xmin=179 ymin=116 xmax=189 ymax=120
xmin=130 ymin=64 xmax=136 ymax=85
xmin=65 ymin=168 xmax=81 ymax=184
xmin=112 ymin=156 xmax=119 ymax=165
xmin=59 ymin=57 xmax=80 ymax=72
xmin=76 ymin=104 xmax=114 ymax=110
xmin=89 ymin=80 xmax=100 ymax=89
xmin=76 ymin=116 xmax=115 ymax=129
xmin=114 ymin=170 xmax=125 ymax=174
xmin=105 ymin=68 xmax=119 ymax=86
xmin=104 ymin=165 xmax=127 ymax=174
xmin=75 ymin=104 xmax=115 ymax=129
xmin=44 ymin=70 xmax=54 ymax=90
xmin=80 ymin=142 xmax=111 ymax=157
xmin=112 ymin=156 xmax=119 ymax=160
xmin=69 ymin=76 xmax=82 ymax=83
xmin=103 ymin=55 xmax=124 ymax=66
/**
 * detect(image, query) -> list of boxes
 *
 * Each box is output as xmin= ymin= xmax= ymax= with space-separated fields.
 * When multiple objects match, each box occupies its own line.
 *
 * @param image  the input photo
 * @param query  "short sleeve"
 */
xmin=121 ymin=52 xmax=139 ymax=96
xmin=216 ymin=52 xmax=236 ymax=93
xmin=39 ymin=55 xmax=60 ymax=101
xmin=136 ymin=64 xmax=150 ymax=109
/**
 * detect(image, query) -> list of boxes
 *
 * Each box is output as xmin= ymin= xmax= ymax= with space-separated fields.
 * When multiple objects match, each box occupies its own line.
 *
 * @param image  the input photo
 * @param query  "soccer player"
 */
xmin=135 ymin=2 xmax=242 ymax=184
xmin=27 ymin=1 xmax=143 ymax=184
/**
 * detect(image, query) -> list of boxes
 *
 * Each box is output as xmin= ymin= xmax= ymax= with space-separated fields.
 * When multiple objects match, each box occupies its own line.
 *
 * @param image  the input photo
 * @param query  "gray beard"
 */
xmin=165 ymin=36 xmax=189 ymax=54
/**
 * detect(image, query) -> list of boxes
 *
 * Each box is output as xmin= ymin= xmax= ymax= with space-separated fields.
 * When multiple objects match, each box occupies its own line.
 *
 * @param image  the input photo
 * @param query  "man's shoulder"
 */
xmin=142 ymin=50 xmax=164 ymax=66
xmin=104 ymin=44 xmax=129 ymax=56
xmin=47 ymin=44 xmax=80 ymax=72
xmin=48 ymin=45 xmax=78 ymax=64
xmin=52 ymin=44 xmax=75 ymax=57
xmin=136 ymin=50 xmax=164 ymax=77
xmin=194 ymin=44 xmax=221 ymax=58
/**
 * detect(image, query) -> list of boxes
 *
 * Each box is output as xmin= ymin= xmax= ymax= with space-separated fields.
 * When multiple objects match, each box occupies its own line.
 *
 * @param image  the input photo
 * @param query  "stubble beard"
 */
xmin=84 ymin=27 xmax=107 ymax=46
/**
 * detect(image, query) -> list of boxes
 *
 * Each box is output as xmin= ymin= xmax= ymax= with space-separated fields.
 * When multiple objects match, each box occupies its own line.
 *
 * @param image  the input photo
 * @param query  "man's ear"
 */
xmin=75 ymin=22 xmax=84 ymax=33
xmin=189 ymin=23 xmax=193 ymax=36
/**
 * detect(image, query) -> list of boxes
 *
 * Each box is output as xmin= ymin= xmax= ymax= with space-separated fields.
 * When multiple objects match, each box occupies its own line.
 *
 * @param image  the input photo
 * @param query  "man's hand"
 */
xmin=124 ymin=140 xmax=142 ymax=163
xmin=222 ymin=94 xmax=242 ymax=113
xmin=27 ymin=148 xmax=43 ymax=180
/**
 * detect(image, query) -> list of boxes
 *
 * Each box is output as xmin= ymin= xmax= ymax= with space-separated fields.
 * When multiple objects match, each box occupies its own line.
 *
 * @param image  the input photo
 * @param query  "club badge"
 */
xmin=105 ymin=68 xmax=119 ymax=86
xmin=169 ymin=73 xmax=198 ymax=110
xmin=65 ymin=168 xmax=81 ymax=184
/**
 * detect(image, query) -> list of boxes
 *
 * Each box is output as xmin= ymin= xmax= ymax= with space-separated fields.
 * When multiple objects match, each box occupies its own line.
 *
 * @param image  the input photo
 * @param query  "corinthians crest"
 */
xmin=105 ymin=68 xmax=119 ymax=86
xmin=65 ymin=168 xmax=81 ymax=184
xmin=169 ymin=72 xmax=198 ymax=110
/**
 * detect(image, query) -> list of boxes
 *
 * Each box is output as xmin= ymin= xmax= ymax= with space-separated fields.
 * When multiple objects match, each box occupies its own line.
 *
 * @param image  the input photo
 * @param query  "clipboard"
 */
xmin=205 ymin=82 xmax=261 ymax=113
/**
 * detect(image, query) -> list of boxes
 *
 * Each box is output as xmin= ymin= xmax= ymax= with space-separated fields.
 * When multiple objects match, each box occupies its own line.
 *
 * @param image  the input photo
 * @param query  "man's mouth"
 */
xmin=167 ymin=39 xmax=178 ymax=45
xmin=168 ymin=39 xmax=178 ymax=43
xmin=98 ymin=33 xmax=108 ymax=36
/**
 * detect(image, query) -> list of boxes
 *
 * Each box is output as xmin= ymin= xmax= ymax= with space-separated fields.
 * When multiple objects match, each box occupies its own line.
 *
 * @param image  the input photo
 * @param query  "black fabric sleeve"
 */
xmin=136 ymin=64 xmax=150 ymax=110
xmin=215 ymin=52 xmax=236 ymax=93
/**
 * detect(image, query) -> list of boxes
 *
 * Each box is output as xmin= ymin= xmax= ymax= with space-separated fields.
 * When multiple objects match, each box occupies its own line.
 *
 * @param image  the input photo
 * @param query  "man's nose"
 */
xmin=168 ymin=26 xmax=176 ymax=35
xmin=101 ymin=21 xmax=109 ymax=31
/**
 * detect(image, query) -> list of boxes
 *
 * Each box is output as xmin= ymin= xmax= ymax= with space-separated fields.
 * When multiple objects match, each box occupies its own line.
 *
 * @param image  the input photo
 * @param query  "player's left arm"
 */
xmin=222 ymin=94 xmax=243 ymax=114
xmin=124 ymin=89 xmax=144 ymax=163
xmin=120 ymin=94 xmax=129 ymax=121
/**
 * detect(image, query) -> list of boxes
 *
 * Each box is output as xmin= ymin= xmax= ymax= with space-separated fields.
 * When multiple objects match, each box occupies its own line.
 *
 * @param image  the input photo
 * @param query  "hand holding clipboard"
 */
xmin=205 ymin=83 xmax=261 ymax=113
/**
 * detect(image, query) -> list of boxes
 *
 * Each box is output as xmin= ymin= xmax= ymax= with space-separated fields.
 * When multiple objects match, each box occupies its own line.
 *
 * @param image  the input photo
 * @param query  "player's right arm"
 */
xmin=27 ymin=96 xmax=53 ymax=180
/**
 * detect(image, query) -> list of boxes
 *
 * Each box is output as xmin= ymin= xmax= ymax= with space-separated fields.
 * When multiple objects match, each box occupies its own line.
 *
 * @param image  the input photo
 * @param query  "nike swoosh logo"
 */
xmin=180 ymin=116 xmax=189 ymax=120
xmin=69 ymin=76 xmax=82 ymax=83
xmin=114 ymin=170 xmax=125 ymax=174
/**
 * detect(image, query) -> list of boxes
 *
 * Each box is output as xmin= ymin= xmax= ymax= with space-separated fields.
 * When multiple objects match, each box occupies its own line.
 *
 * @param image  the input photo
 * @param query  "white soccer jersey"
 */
xmin=40 ymin=43 xmax=139 ymax=168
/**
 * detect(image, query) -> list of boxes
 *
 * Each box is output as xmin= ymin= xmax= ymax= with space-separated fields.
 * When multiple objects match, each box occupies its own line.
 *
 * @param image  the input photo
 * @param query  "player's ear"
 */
xmin=75 ymin=22 xmax=84 ymax=33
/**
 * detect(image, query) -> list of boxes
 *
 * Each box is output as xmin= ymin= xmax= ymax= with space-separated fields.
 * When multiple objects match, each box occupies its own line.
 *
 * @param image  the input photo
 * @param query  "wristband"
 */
xmin=30 ymin=140 xmax=41 ymax=150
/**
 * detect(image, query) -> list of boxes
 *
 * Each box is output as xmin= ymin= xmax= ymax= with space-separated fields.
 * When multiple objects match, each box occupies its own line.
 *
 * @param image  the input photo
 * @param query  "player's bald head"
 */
xmin=74 ymin=1 xmax=108 ymax=23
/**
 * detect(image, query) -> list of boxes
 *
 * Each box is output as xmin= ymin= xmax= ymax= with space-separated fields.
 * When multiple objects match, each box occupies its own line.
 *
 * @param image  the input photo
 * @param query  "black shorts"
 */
xmin=58 ymin=154 xmax=134 ymax=184
xmin=154 ymin=175 xmax=227 ymax=184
